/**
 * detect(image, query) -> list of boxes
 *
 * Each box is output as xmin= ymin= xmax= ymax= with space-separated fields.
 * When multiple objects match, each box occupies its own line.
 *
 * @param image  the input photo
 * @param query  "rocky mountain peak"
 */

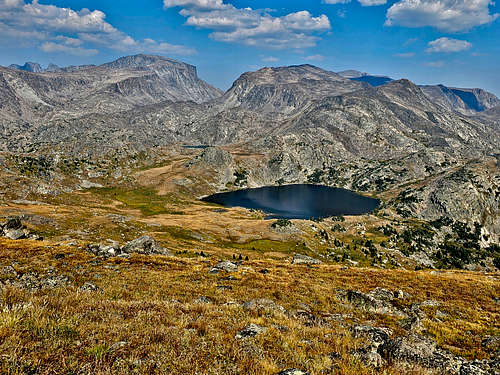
xmin=219 ymin=64 xmax=364 ymax=113
xmin=238 ymin=64 xmax=347 ymax=86
xmin=101 ymin=54 xmax=188 ymax=70
xmin=8 ymin=61 xmax=43 ymax=73
xmin=45 ymin=63 xmax=61 ymax=72
xmin=378 ymin=79 xmax=425 ymax=96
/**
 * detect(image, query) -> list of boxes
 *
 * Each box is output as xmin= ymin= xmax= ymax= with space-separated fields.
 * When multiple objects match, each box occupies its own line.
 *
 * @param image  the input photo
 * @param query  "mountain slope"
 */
xmin=420 ymin=84 xmax=500 ymax=115
xmin=0 ymin=54 xmax=222 ymax=125
xmin=219 ymin=64 xmax=366 ymax=114
xmin=260 ymin=79 xmax=500 ymax=161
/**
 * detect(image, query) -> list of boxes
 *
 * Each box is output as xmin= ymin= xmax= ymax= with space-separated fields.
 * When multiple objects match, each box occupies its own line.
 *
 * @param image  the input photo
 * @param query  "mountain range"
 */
xmin=1 ymin=54 xmax=499 ymax=242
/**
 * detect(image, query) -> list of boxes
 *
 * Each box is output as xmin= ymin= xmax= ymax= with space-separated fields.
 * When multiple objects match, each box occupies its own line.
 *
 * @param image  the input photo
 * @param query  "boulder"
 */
xmin=235 ymin=324 xmax=267 ymax=339
xmin=399 ymin=316 xmax=424 ymax=333
xmin=394 ymin=289 xmax=411 ymax=299
xmin=86 ymin=243 xmax=121 ymax=258
xmin=353 ymin=345 xmax=383 ymax=368
xmin=210 ymin=261 xmax=238 ymax=273
xmin=481 ymin=335 xmax=500 ymax=352
xmin=275 ymin=370 xmax=310 ymax=375
xmin=369 ymin=287 xmax=394 ymax=302
xmin=3 ymin=217 xmax=22 ymax=231
xmin=347 ymin=290 xmax=403 ymax=315
xmin=121 ymin=236 xmax=168 ymax=255
xmin=379 ymin=334 xmax=463 ymax=373
xmin=79 ymin=282 xmax=99 ymax=292
xmin=242 ymin=298 xmax=286 ymax=314
xmin=351 ymin=325 xmax=393 ymax=348
xmin=459 ymin=363 xmax=487 ymax=375
xmin=291 ymin=254 xmax=322 ymax=265
xmin=4 ymin=229 xmax=26 ymax=240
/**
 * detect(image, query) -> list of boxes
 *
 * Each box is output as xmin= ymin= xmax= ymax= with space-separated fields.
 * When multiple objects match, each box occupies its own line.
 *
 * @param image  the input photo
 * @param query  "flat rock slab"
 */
xmin=292 ymin=254 xmax=322 ymax=265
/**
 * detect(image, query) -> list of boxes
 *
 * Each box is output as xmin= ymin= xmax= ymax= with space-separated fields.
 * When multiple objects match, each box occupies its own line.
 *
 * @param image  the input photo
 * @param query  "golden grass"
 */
xmin=0 ymin=237 xmax=498 ymax=375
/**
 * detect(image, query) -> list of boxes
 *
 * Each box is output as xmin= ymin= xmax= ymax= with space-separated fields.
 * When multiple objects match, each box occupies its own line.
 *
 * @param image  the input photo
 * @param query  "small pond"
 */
xmin=201 ymin=184 xmax=380 ymax=219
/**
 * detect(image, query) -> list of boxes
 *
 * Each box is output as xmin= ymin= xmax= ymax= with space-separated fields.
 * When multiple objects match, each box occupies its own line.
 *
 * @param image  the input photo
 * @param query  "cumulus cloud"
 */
xmin=324 ymin=0 xmax=387 ymax=6
xmin=0 ymin=0 xmax=195 ymax=56
xmin=426 ymin=37 xmax=472 ymax=53
xmin=386 ymin=0 xmax=499 ymax=32
xmin=165 ymin=0 xmax=331 ymax=49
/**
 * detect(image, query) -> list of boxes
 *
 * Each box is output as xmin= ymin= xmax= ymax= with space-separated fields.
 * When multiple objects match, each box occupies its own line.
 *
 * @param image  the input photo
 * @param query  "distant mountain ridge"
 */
xmin=336 ymin=69 xmax=500 ymax=114
xmin=420 ymin=84 xmax=500 ymax=115
xmin=0 ymin=54 xmax=222 ymax=125
xmin=8 ymin=62 xmax=43 ymax=73
xmin=1 ymin=57 xmax=498 ymax=151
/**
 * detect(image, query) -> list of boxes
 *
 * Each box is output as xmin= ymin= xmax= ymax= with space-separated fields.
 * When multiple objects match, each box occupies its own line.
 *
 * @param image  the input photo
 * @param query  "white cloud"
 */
xmin=395 ymin=52 xmax=415 ymax=58
xmin=403 ymin=37 xmax=418 ymax=46
xmin=40 ymin=42 xmax=98 ymax=56
xmin=425 ymin=60 xmax=445 ymax=67
xmin=358 ymin=0 xmax=387 ymax=5
xmin=262 ymin=56 xmax=279 ymax=62
xmin=426 ymin=37 xmax=472 ymax=53
xmin=165 ymin=0 xmax=331 ymax=49
xmin=324 ymin=0 xmax=387 ymax=6
xmin=305 ymin=54 xmax=325 ymax=61
xmin=164 ymin=0 xmax=225 ymax=10
xmin=386 ymin=0 xmax=499 ymax=32
xmin=0 ymin=0 xmax=195 ymax=56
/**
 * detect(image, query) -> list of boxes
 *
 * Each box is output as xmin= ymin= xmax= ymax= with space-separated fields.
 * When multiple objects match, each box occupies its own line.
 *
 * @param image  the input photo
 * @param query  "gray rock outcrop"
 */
xmin=291 ymin=254 xmax=322 ymax=265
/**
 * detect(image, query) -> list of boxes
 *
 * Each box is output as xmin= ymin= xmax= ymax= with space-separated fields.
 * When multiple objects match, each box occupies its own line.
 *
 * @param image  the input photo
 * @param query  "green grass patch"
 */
xmin=86 ymin=187 xmax=184 ymax=216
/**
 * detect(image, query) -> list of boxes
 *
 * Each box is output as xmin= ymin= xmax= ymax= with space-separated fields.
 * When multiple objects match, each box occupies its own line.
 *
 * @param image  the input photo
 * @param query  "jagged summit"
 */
xmin=8 ymin=62 xmax=43 ymax=73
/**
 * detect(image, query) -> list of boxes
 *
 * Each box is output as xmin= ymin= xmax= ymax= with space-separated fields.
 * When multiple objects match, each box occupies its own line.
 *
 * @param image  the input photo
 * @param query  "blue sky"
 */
xmin=0 ymin=0 xmax=499 ymax=95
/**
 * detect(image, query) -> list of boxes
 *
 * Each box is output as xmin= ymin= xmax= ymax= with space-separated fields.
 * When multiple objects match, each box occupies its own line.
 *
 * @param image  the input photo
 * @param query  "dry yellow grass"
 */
xmin=0 ymin=237 xmax=498 ymax=375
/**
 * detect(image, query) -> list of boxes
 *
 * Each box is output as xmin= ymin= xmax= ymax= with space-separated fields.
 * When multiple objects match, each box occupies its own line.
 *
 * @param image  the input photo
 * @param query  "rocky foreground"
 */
xmin=0 ymin=235 xmax=498 ymax=375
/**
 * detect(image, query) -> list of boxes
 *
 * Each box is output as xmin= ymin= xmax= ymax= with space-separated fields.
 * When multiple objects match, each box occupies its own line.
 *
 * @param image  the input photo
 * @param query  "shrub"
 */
xmin=271 ymin=219 xmax=292 ymax=229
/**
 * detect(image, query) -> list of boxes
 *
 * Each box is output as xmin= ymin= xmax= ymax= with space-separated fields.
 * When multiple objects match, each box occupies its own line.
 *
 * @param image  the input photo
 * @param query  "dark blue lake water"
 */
xmin=201 ymin=184 xmax=380 ymax=219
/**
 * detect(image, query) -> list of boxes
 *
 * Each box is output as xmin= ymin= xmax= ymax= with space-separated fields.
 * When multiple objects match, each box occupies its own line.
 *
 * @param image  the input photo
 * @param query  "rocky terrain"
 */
xmin=0 ymin=54 xmax=221 ymax=126
xmin=0 ymin=231 xmax=497 ymax=374
xmin=0 ymin=54 xmax=498 ymax=374
xmin=420 ymin=85 xmax=500 ymax=115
